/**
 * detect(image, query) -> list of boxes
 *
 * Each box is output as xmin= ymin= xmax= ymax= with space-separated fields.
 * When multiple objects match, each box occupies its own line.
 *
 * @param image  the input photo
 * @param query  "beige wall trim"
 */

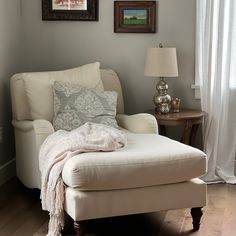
xmin=0 ymin=159 xmax=16 ymax=186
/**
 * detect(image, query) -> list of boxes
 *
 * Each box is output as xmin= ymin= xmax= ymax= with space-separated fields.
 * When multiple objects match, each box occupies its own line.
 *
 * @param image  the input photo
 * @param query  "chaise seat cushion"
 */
xmin=62 ymin=133 xmax=206 ymax=191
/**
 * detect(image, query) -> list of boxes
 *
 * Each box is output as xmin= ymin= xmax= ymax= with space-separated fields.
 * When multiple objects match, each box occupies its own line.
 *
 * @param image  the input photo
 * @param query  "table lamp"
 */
xmin=144 ymin=43 xmax=178 ymax=114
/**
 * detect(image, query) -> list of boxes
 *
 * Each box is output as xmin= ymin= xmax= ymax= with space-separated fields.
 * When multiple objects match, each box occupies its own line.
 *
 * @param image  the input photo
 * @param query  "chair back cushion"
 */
xmin=10 ymin=64 xmax=125 ymax=121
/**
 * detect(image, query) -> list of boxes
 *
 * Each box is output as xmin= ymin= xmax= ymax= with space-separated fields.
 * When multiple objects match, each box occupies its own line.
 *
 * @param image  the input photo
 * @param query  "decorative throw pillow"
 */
xmin=53 ymin=82 xmax=119 ymax=131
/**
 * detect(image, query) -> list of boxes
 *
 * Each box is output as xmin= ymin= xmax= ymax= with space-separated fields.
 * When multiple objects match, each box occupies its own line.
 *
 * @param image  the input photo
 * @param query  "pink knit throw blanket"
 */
xmin=39 ymin=122 xmax=126 ymax=236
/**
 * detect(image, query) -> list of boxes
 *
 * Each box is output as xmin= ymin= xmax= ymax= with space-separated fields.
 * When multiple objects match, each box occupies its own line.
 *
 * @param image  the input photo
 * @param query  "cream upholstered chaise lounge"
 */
xmin=10 ymin=64 xmax=206 ymax=235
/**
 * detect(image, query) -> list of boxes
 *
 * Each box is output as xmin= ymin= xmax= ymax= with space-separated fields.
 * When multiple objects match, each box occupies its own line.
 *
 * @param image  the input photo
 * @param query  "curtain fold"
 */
xmin=196 ymin=0 xmax=236 ymax=183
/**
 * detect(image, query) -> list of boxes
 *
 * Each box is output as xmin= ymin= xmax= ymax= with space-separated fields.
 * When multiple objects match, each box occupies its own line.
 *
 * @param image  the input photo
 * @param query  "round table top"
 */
xmin=147 ymin=108 xmax=207 ymax=121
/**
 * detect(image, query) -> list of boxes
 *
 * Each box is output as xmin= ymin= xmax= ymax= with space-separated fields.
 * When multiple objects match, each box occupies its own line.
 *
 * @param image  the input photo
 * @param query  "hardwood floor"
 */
xmin=0 ymin=178 xmax=236 ymax=236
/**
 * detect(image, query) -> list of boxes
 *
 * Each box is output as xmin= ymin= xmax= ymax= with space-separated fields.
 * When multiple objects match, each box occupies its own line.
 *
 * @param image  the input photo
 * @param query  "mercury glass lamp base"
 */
xmin=153 ymin=78 xmax=172 ymax=114
xmin=155 ymin=102 xmax=171 ymax=114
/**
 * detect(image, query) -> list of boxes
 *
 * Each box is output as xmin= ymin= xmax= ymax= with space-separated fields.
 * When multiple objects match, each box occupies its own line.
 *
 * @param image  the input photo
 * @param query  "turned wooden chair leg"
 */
xmin=74 ymin=221 xmax=85 ymax=236
xmin=191 ymin=207 xmax=203 ymax=231
xmin=61 ymin=212 xmax=75 ymax=235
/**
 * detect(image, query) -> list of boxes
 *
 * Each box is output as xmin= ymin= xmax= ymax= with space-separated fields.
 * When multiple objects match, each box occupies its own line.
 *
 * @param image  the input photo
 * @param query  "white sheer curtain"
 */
xmin=196 ymin=0 xmax=236 ymax=183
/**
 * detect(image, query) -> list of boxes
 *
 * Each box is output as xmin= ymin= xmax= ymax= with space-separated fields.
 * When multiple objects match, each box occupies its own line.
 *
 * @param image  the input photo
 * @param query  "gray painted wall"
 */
xmin=0 ymin=0 xmax=21 ymax=185
xmin=21 ymin=0 xmax=200 ymax=114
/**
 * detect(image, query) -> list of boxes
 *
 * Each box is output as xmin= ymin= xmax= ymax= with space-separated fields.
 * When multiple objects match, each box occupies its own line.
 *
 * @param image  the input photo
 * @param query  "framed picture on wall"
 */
xmin=114 ymin=1 xmax=156 ymax=33
xmin=42 ymin=0 xmax=99 ymax=21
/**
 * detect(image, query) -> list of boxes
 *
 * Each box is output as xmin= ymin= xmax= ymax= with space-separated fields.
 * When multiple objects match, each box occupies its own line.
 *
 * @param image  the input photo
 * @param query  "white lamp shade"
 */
xmin=144 ymin=47 xmax=179 ymax=77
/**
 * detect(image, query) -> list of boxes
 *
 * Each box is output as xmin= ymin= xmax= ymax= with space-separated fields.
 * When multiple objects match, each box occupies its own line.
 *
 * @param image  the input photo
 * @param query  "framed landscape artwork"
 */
xmin=114 ymin=1 xmax=156 ymax=33
xmin=42 ymin=0 xmax=98 ymax=21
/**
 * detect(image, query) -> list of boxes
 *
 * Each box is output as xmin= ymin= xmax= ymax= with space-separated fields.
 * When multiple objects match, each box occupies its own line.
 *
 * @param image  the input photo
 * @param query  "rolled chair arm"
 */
xmin=116 ymin=113 xmax=158 ymax=134
xmin=12 ymin=120 xmax=55 ymax=189
xmin=12 ymin=119 xmax=54 ymax=147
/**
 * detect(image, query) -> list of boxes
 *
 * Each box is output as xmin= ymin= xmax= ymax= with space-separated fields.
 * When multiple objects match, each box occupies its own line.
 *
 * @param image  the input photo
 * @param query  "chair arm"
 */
xmin=12 ymin=119 xmax=54 ymax=147
xmin=12 ymin=120 xmax=54 ymax=189
xmin=116 ymin=113 xmax=158 ymax=134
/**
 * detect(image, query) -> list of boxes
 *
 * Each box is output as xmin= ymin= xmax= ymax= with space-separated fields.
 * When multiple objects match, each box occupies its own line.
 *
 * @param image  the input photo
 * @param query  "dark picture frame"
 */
xmin=42 ymin=0 xmax=99 ymax=21
xmin=114 ymin=1 xmax=156 ymax=33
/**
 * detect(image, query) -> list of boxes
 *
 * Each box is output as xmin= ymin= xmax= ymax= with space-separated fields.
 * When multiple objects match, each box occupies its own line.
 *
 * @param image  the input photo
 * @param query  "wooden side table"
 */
xmin=146 ymin=109 xmax=206 ymax=146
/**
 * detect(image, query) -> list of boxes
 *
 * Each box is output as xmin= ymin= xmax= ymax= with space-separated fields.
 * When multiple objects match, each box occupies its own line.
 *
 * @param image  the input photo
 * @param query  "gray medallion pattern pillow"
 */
xmin=53 ymin=82 xmax=119 ymax=131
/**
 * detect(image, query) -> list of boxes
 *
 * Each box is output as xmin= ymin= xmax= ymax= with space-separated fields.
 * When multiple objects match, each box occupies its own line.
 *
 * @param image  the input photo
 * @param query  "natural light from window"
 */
xmin=228 ymin=1 xmax=235 ymax=89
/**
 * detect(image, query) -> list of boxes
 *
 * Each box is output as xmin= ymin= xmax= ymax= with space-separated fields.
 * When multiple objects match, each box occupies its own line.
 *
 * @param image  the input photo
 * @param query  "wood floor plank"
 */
xmin=159 ymin=209 xmax=188 ymax=235
xmin=0 ymin=196 xmax=35 ymax=230
xmin=11 ymin=204 xmax=48 ymax=236
xmin=32 ymin=221 xmax=48 ymax=236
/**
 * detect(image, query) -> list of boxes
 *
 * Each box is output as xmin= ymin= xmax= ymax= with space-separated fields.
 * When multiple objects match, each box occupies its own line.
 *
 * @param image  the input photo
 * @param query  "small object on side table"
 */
xmin=146 ymin=108 xmax=207 ymax=146
xmin=171 ymin=97 xmax=181 ymax=113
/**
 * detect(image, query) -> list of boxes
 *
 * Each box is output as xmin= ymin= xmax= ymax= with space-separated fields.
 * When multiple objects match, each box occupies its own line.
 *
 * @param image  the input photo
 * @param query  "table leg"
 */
xmin=181 ymin=123 xmax=200 ymax=146
xmin=159 ymin=125 xmax=166 ymax=136
xmin=190 ymin=124 xmax=200 ymax=146
xmin=181 ymin=122 xmax=193 ymax=145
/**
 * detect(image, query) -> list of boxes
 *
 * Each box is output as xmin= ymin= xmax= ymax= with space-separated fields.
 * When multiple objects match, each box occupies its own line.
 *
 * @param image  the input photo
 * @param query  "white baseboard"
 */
xmin=0 ymin=159 xmax=16 ymax=186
